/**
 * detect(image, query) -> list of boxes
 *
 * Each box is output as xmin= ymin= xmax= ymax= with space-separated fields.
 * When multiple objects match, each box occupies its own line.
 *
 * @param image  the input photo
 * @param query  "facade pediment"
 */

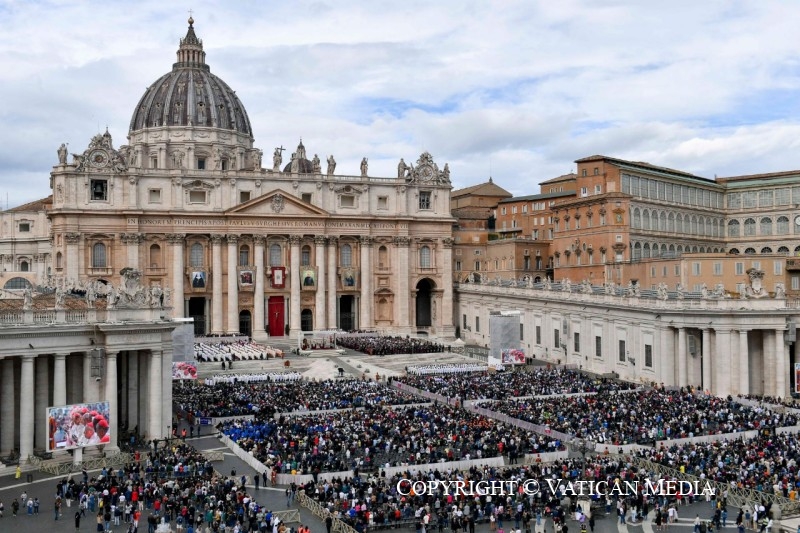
xmin=182 ymin=179 xmax=216 ymax=190
xmin=226 ymin=190 xmax=329 ymax=216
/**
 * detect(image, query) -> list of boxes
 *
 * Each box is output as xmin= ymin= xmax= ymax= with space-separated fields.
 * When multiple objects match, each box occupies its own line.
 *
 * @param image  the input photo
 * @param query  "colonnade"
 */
xmin=0 ymin=349 xmax=168 ymax=460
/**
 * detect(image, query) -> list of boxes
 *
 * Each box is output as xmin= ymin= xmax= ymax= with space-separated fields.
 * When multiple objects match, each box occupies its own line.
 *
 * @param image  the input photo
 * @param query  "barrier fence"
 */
xmin=297 ymin=491 xmax=358 ymax=533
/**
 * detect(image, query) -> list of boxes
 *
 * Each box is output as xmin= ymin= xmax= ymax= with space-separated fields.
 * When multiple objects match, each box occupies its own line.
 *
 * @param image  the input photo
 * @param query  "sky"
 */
xmin=1 ymin=0 xmax=800 ymax=208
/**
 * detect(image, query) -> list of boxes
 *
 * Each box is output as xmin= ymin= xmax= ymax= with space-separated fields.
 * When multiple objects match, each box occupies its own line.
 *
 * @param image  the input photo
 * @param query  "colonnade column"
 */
xmin=53 ymin=354 xmax=67 ymax=407
xmin=105 ymin=351 xmax=118 ymax=451
xmin=211 ymin=234 xmax=224 ymax=334
xmin=289 ymin=235 xmax=301 ymax=336
xmin=65 ymin=232 xmax=81 ymax=281
xmin=127 ymin=352 xmax=139 ymax=433
xmin=676 ymin=328 xmax=687 ymax=388
xmin=226 ymin=234 xmax=239 ymax=334
xmin=395 ymin=237 xmax=410 ymax=332
xmin=314 ymin=236 xmax=326 ymax=331
xmin=763 ymin=331 xmax=775 ymax=397
xmin=713 ymin=329 xmax=731 ymax=397
xmin=168 ymin=234 xmax=186 ymax=318
xmin=701 ymin=328 xmax=712 ymax=392
xmin=1 ymin=359 xmax=15 ymax=454
xmin=738 ymin=330 xmax=749 ymax=395
xmin=359 ymin=236 xmax=372 ymax=330
xmin=148 ymin=350 xmax=163 ymax=440
xmin=776 ymin=329 xmax=787 ymax=398
xmin=327 ymin=237 xmax=338 ymax=329
xmin=659 ymin=326 xmax=674 ymax=386
xmin=440 ymin=238 xmax=455 ymax=336
xmin=19 ymin=355 xmax=35 ymax=461
xmin=35 ymin=356 xmax=49 ymax=450
xmin=253 ymin=236 xmax=266 ymax=340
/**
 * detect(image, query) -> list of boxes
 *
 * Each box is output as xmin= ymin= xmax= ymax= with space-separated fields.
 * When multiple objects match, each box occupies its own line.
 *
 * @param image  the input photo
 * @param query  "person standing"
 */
xmin=326 ymin=513 xmax=333 ymax=533
xmin=255 ymin=473 xmax=260 ymax=490
xmin=75 ymin=511 xmax=81 ymax=532
xmin=55 ymin=495 xmax=62 ymax=520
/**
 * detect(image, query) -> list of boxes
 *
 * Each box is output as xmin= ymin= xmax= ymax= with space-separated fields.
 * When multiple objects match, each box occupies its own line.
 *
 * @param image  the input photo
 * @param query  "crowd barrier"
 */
xmin=732 ymin=396 xmax=800 ymax=415
xmin=391 ymin=381 xmax=452 ymax=405
xmin=466 ymin=403 xmax=574 ymax=443
xmin=297 ymin=491 xmax=358 ymax=533
xmin=379 ymin=456 xmax=505 ymax=478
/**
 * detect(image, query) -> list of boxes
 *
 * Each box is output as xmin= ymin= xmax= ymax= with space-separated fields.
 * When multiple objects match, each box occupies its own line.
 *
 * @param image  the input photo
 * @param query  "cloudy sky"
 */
xmin=1 ymin=0 xmax=799 ymax=207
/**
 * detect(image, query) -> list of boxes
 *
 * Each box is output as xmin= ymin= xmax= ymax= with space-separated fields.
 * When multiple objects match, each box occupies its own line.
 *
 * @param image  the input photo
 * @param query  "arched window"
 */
xmin=190 ymin=243 xmax=204 ymax=267
xmin=149 ymin=244 xmax=161 ymax=267
xmin=632 ymin=242 xmax=642 ymax=260
xmin=744 ymin=218 xmax=756 ymax=236
xmin=269 ymin=244 xmax=282 ymax=267
xmin=692 ymin=246 xmax=698 ymax=253
xmin=729 ymin=248 xmax=740 ymax=255
xmin=760 ymin=217 xmax=772 ymax=235
xmin=691 ymin=216 xmax=698 ymax=235
xmin=777 ymin=216 xmax=790 ymax=235
xmin=3 ymin=277 xmax=31 ymax=290
xmin=699 ymin=247 xmax=706 ymax=253
xmin=56 ymin=252 xmax=62 ymax=269
xmin=340 ymin=244 xmax=352 ymax=266
xmin=744 ymin=247 xmax=756 ymax=255
xmin=378 ymin=246 xmax=388 ymax=268
xmin=642 ymin=209 xmax=650 ymax=230
xmin=760 ymin=247 xmax=773 ymax=254
xmin=668 ymin=213 xmax=675 ymax=232
xmin=795 ymin=245 xmax=800 ymax=255
xmin=728 ymin=220 xmax=740 ymax=237
xmin=643 ymin=243 xmax=651 ymax=258
xmin=660 ymin=244 xmax=667 ymax=255
xmin=239 ymin=245 xmax=250 ymax=266
xmin=659 ymin=212 xmax=666 ymax=231
xmin=20 ymin=260 xmax=29 ymax=272
xmin=698 ymin=217 xmax=705 ymax=236
xmin=778 ymin=246 xmax=790 ymax=255
xmin=301 ymin=245 xmax=311 ymax=266
xmin=92 ymin=243 xmax=107 ymax=268
xmin=632 ymin=208 xmax=641 ymax=228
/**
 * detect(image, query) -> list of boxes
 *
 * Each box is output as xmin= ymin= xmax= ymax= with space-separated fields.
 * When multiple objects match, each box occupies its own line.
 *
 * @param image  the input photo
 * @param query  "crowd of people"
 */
xmin=476 ymin=388 xmax=800 ymax=445
xmin=406 ymin=363 xmax=488 ymax=375
xmin=173 ymin=378 xmax=421 ymax=419
xmin=737 ymin=394 xmax=800 ymax=410
xmin=336 ymin=335 xmax=447 ymax=355
xmin=635 ymin=431 xmax=800 ymax=494
xmin=399 ymin=368 xmax=636 ymax=400
xmin=221 ymin=403 xmax=561 ymax=475
xmin=194 ymin=340 xmax=284 ymax=362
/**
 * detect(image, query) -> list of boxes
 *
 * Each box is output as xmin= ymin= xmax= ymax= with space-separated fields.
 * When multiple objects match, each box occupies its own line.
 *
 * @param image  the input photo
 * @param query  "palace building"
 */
xmin=45 ymin=18 xmax=456 ymax=341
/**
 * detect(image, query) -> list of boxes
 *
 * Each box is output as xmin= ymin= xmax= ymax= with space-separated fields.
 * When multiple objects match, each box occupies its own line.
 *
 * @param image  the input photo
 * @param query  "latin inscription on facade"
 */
xmin=127 ymin=217 xmax=407 ymax=230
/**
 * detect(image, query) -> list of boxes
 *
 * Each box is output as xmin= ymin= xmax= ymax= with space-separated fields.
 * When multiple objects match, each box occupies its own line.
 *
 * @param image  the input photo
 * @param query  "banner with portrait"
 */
xmin=191 ymin=271 xmax=207 ymax=289
xmin=301 ymin=268 xmax=316 ymax=289
xmin=340 ymin=267 xmax=357 ymax=289
xmin=271 ymin=266 xmax=285 ymax=288
xmin=796 ymin=363 xmax=800 ymax=394
xmin=47 ymin=401 xmax=111 ymax=452
xmin=239 ymin=270 xmax=254 ymax=287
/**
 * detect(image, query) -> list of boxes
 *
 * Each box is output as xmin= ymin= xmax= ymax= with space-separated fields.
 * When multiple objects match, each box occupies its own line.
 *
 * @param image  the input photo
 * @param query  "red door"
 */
xmin=268 ymin=296 xmax=285 ymax=337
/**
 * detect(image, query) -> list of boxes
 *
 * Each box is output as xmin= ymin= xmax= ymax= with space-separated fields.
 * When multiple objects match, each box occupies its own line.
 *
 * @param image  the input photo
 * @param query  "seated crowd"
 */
xmin=476 ymin=388 xmax=799 ymax=445
xmin=337 ymin=335 xmax=447 ymax=356
xmin=220 ymin=404 xmax=561 ymax=474
xmin=173 ymin=378 xmax=421 ymax=419
xmin=399 ymin=367 xmax=636 ymax=400
xmin=636 ymin=431 xmax=800 ymax=495
xmin=406 ymin=363 xmax=488 ymax=375
xmin=202 ymin=371 xmax=302 ymax=385
xmin=194 ymin=340 xmax=284 ymax=362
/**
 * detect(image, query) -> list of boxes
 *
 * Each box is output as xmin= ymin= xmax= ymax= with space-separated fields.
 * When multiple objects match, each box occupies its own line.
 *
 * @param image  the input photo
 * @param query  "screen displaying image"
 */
xmin=47 ymin=401 xmax=111 ymax=451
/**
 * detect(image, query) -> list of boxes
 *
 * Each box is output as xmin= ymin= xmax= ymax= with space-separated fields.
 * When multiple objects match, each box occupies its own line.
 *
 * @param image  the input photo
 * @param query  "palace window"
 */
xmin=419 ymin=191 xmax=432 ymax=210
xmin=239 ymin=245 xmax=250 ymax=267
xmin=420 ymin=246 xmax=432 ymax=268
xmin=149 ymin=244 xmax=162 ymax=268
xmin=190 ymin=243 xmax=204 ymax=267
xmin=301 ymin=245 xmax=311 ymax=266
xmin=269 ymin=244 xmax=282 ymax=267
xmin=340 ymin=244 xmax=352 ymax=267
xmin=92 ymin=243 xmax=107 ymax=268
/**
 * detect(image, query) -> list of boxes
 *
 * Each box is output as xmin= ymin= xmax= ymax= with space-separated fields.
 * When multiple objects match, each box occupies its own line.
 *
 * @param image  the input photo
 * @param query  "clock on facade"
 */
xmin=89 ymin=149 xmax=109 ymax=168
xmin=419 ymin=165 xmax=434 ymax=181
xmin=795 ymin=215 xmax=800 ymax=226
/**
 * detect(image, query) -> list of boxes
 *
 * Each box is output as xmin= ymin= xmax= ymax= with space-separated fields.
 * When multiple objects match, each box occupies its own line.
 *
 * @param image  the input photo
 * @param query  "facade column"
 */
xmin=53 ymin=354 xmax=67 ymax=407
xmin=122 ymin=233 xmax=142 ymax=271
xmin=138 ymin=351 xmax=148 ymax=438
xmin=127 ymin=352 xmax=139 ymax=433
xmin=65 ymin=232 xmax=81 ymax=281
xmin=738 ymin=330 xmax=749 ymax=395
xmin=775 ymin=328 xmax=787 ymax=398
xmin=359 ymin=236 xmax=372 ymax=330
xmin=701 ymin=328 xmax=712 ymax=392
xmin=211 ymin=234 xmax=224 ymax=334
xmin=35 ymin=356 xmax=49 ymax=450
xmin=713 ymin=329 xmax=731 ymax=397
xmin=226 ymin=234 xmax=239 ymax=334
xmin=289 ymin=235 xmax=301 ymax=336
xmin=168 ymin=234 xmax=186 ymax=318
xmin=105 ymin=351 xmax=118 ymax=451
xmin=440 ymin=238 xmax=455 ymax=337
xmin=83 ymin=351 xmax=92 ymax=402
xmin=253 ymin=236 xmax=266 ymax=340
xmin=314 ymin=236 xmax=326 ymax=331
xmin=148 ymin=350 xmax=163 ymax=440
xmin=327 ymin=237 xmax=338 ymax=329
xmin=1 ymin=358 xmax=15 ymax=454
xmin=19 ymin=355 xmax=35 ymax=461
xmin=763 ymin=329 xmax=775 ymax=397
xmin=676 ymin=327 xmax=689 ymax=387
xmin=660 ymin=326 xmax=675 ymax=386
xmin=395 ymin=237 xmax=411 ymax=332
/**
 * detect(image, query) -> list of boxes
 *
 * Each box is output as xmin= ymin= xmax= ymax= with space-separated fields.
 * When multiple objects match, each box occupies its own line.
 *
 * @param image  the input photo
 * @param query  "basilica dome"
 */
xmin=129 ymin=18 xmax=253 ymax=137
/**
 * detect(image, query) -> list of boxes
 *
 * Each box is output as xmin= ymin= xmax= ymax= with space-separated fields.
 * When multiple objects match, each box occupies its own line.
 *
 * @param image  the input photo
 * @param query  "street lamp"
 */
xmin=571 ymin=438 xmax=595 ymax=480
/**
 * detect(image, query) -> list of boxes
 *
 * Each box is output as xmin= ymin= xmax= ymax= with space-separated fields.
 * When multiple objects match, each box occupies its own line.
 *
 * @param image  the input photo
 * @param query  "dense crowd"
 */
xmin=174 ymin=378 xmax=421 ymax=419
xmin=738 ymin=394 xmax=800 ymax=410
xmin=194 ymin=340 xmax=284 ymax=362
xmin=399 ymin=368 xmax=636 ymax=400
xmin=221 ymin=404 xmax=561 ymax=474
xmin=300 ymin=454 xmax=706 ymax=533
xmin=476 ymin=389 xmax=799 ymax=444
xmin=636 ymin=431 xmax=800 ymax=494
xmin=337 ymin=335 xmax=447 ymax=355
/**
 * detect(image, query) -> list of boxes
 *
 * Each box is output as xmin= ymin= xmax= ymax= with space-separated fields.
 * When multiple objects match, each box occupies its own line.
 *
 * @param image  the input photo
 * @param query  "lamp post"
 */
xmin=571 ymin=438 xmax=595 ymax=480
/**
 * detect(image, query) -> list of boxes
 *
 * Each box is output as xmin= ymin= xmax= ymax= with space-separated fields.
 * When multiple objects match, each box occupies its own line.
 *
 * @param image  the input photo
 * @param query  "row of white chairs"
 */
xmin=407 ymin=363 xmax=488 ymax=375
xmin=194 ymin=341 xmax=284 ymax=362
xmin=204 ymin=371 xmax=302 ymax=384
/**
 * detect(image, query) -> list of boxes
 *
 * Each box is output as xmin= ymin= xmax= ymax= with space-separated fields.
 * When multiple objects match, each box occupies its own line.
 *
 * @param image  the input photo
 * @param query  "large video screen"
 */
xmin=172 ymin=361 xmax=198 ymax=380
xmin=47 ymin=401 xmax=111 ymax=451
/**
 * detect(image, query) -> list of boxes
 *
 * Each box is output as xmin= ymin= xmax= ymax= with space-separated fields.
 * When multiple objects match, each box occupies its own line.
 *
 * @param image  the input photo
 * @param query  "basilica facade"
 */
xmin=47 ymin=18 xmax=456 ymax=341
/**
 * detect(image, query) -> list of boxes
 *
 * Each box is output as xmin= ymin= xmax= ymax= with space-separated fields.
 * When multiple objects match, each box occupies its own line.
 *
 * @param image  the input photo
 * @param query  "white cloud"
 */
xmin=1 ymin=0 xmax=799 ymax=206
